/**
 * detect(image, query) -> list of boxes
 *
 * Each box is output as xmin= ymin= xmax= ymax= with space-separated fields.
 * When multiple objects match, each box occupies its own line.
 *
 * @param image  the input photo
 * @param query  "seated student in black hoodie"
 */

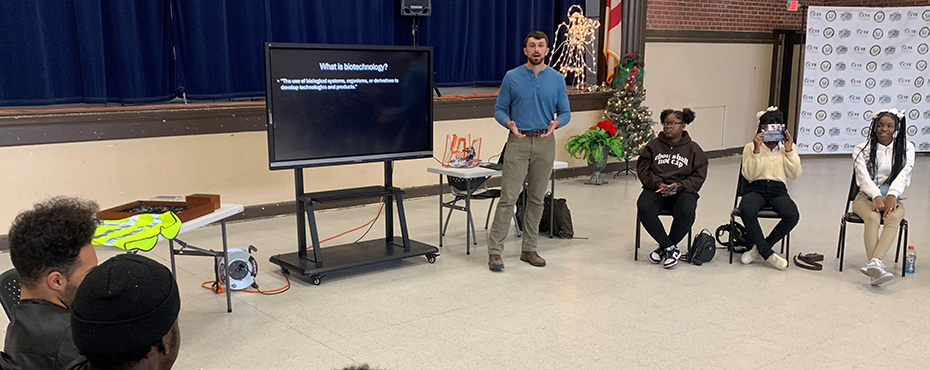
xmin=636 ymin=108 xmax=708 ymax=268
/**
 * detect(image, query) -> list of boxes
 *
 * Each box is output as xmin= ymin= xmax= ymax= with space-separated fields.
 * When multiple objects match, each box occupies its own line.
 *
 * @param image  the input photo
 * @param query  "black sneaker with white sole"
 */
xmin=663 ymin=246 xmax=681 ymax=269
xmin=648 ymin=247 xmax=665 ymax=264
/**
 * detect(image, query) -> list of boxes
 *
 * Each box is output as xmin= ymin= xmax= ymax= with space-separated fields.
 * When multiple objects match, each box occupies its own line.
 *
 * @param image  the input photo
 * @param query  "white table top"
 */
xmin=158 ymin=203 xmax=244 ymax=241
xmin=427 ymin=161 xmax=568 ymax=179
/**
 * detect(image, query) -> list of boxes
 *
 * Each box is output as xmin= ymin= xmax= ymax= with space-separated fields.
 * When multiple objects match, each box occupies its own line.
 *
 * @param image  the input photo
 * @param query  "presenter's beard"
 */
xmin=527 ymin=54 xmax=543 ymax=66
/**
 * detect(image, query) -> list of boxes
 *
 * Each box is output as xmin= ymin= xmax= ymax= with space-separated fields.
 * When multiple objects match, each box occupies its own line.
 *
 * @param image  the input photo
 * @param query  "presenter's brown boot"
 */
xmin=520 ymin=251 xmax=546 ymax=267
xmin=488 ymin=254 xmax=504 ymax=272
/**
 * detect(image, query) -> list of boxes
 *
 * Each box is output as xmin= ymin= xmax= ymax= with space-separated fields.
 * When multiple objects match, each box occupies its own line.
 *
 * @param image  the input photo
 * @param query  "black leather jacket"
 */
xmin=3 ymin=299 xmax=80 ymax=370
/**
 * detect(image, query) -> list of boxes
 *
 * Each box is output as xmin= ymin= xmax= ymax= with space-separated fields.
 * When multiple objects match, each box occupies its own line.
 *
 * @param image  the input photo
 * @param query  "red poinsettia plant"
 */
xmin=565 ymin=119 xmax=624 ymax=163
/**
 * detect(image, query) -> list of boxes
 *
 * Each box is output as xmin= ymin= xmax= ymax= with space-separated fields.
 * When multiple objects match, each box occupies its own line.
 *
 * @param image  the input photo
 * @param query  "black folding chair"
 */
xmin=835 ymin=173 xmax=908 ymax=276
xmin=442 ymin=176 xmax=520 ymax=244
xmin=728 ymin=167 xmax=791 ymax=264
xmin=634 ymin=211 xmax=692 ymax=261
xmin=0 ymin=269 xmax=21 ymax=320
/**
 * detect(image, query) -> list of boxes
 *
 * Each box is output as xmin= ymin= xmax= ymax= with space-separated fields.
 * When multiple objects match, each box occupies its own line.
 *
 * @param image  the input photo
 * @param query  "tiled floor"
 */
xmin=1 ymin=155 xmax=928 ymax=370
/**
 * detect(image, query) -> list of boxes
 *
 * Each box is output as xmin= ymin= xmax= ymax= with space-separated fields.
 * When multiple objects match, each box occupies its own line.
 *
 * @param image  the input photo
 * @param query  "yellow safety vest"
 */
xmin=93 ymin=212 xmax=182 ymax=251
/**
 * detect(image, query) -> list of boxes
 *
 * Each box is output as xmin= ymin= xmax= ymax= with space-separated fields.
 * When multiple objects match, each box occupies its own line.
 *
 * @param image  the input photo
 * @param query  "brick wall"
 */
xmin=646 ymin=0 xmax=925 ymax=32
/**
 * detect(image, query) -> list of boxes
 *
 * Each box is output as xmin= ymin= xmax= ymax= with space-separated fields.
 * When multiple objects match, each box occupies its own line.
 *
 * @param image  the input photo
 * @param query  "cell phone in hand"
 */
xmin=762 ymin=124 xmax=786 ymax=143
xmin=657 ymin=184 xmax=678 ymax=193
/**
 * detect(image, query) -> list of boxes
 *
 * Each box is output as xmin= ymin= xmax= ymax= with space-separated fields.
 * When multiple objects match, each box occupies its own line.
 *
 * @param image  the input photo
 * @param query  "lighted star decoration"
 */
xmin=551 ymin=5 xmax=601 ymax=89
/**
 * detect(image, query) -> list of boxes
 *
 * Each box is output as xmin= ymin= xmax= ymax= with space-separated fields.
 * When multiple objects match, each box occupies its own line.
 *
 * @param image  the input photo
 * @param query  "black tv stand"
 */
xmin=270 ymin=161 xmax=438 ymax=285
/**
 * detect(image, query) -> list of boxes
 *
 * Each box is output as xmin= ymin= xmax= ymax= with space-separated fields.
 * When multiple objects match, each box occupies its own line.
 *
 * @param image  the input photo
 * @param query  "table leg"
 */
xmin=221 ymin=220 xmax=232 ymax=313
xmin=168 ymin=239 xmax=177 ymax=277
xmin=465 ymin=178 xmax=472 ymax=255
xmin=438 ymin=175 xmax=444 ymax=248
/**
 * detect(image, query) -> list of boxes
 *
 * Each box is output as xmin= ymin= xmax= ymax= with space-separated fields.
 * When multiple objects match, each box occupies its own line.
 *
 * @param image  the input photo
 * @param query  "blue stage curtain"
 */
xmin=0 ymin=0 xmax=173 ymax=106
xmin=0 ymin=0 xmax=582 ymax=105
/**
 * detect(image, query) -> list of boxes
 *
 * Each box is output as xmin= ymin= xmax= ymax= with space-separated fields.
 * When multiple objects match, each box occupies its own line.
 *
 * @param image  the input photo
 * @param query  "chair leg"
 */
xmin=468 ymin=210 xmax=477 ymax=245
xmin=836 ymin=219 xmax=846 ymax=272
xmin=485 ymin=198 xmax=496 ymax=229
xmin=894 ymin=220 xmax=904 ymax=264
xmin=634 ymin=217 xmax=641 ymax=261
xmin=441 ymin=199 xmax=457 ymax=237
xmin=785 ymin=232 xmax=790 ymax=258
xmin=513 ymin=214 xmax=522 ymax=237
xmin=836 ymin=218 xmax=843 ymax=259
xmin=901 ymin=220 xmax=908 ymax=277
xmin=728 ymin=214 xmax=735 ymax=264
xmin=687 ymin=229 xmax=692 ymax=250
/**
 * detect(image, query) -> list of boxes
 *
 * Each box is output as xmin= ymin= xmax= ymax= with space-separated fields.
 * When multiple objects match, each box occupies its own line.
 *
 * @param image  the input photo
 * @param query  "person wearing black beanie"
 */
xmin=63 ymin=253 xmax=181 ymax=370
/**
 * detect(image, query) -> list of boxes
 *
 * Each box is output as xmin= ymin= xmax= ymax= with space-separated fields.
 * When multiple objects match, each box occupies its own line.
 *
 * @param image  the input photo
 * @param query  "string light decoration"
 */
xmin=551 ymin=5 xmax=600 ymax=90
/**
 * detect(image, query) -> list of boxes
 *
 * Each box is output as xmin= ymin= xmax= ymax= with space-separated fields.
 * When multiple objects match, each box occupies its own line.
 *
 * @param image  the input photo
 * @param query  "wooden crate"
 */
xmin=98 ymin=194 xmax=220 ymax=223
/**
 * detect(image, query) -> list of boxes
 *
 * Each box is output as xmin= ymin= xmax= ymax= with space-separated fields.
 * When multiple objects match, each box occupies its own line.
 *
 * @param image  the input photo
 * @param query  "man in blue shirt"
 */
xmin=488 ymin=31 xmax=571 ymax=272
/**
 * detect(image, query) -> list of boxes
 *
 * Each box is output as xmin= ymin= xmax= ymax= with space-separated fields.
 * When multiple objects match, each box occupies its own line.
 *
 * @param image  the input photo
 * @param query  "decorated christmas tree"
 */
xmin=602 ymin=53 xmax=655 ymax=174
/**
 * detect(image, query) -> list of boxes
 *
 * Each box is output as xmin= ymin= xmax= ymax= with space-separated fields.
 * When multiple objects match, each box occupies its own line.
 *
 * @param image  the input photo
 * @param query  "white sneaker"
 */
xmin=766 ymin=254 xmax=788 ymax=270
xmin=741 ymin=247 xmax=762 ymax=265
xmin=663 ymin=246 xmax=681 ymax=269
xmin=871 ymin=271 xmax=894 ymax=286
xmin=861 ymin=258 xmax=884 ymax=278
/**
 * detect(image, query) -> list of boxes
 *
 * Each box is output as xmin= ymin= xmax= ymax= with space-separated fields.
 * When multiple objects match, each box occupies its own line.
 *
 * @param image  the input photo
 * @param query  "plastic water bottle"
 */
xmin=904 ymin=246 xmax=916 ymax=274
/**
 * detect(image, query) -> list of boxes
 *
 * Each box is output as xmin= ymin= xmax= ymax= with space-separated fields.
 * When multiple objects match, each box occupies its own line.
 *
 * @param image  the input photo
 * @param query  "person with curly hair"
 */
xmin=3 ymin=197 xmax=99 ymax=370
xmin=739 ymin=109 xmax=801 ymax=270
xmin=637 ymin=108 xmax=708 ymax=269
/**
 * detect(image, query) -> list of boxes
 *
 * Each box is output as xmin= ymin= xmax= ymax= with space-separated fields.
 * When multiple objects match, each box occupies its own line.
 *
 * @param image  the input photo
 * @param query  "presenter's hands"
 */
xmin=871 ymin=196 xmax=885 ymax=214
xmin=540 ymin=120 xmax=561 ymax=138
xmin=783 ymin=131 xmax=794 ymax=152
xmin=506 ymin=121 xmax=525 ymax=138
xmin=752 ymin=133 xmax=764 ymax=154
xmin=882 ymin=195 xmax=898 ymax=220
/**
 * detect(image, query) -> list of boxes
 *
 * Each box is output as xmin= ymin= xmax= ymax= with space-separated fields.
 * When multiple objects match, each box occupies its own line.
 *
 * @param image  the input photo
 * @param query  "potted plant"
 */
xmin=565 ymin=120 xmax=624 ymax=185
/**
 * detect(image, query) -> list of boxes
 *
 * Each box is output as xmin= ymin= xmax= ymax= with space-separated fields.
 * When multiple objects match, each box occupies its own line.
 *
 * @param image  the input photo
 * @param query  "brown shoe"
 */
xmin=520 ymin=251 xmax=546 ymax=267
xmin=488 ymin=254 xmax=504 ymax=272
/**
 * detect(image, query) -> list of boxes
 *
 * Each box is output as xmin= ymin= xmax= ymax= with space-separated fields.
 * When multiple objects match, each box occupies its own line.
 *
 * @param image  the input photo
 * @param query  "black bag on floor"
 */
xmin=715 ymin=222 xmax=751 ymax=253
xmin=540 ymin=192 xmax=574 ymax=239
xmin=682 ymin=229 xmax=716 ymax=265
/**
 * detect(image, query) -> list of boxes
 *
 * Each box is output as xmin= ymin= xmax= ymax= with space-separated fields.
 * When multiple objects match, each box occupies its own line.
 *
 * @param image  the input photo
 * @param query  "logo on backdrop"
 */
xmin=851 ymin=78 xmax=863 ymax=87
xmin=921 ymin=27 xmax=930 ymax=38
xmin=908 ymin=125 xmax=919 ymax=136
xmin=913 ymin=93 xmax=923 ymax=104
xmin=848 ymin=95 xmax=860 ymax=103
xmin=813 ymin=142 xmax=824 ymax=153
xmin=890 ymin=12 xmax=902 ymax=22
xmin=824 ymin=27 xmax=835 ymax=38
xmin=919 ymin=43 xmax=929 ymax=54
xmin=920 ymin=143 xmax=930 ymax=151
xmin=916 ymin=77 xmax=925 ymax=88
xmin=851 ymin=61 xmax=864 ymax=70
xmin=874 ymin=11 xmax=885 ymax=23
xmin=827 ymin=143 xmax=840 ymax=152
xmin=904 ymin=28 xmax=918 ymax=37
xmin=798 ymin=143 xmax=810 ymax=150
xmin=831 ymin=111 xmax=843 ymax=120
xmin=866 ymin=78 xmax=877 ymax=89
xmin=901 ymin=44 xmax=913 ymax=53
xmin=847 ymin=111 xmax=861 ymax=120
xmin=835 ymin=61 xmax=846 ymax=71
xmin=818 ymin=94 xmax=829 ymax=105
xmin=908 ymin=11 xmax=919 ymax=20
xmin=926 ymin=112 xmax=930 ymax=120
xmin=832 ymin=95 xmax=845 ymax=104
xmin=924 ymin=127 xmax=930 ymax=135
xmin=841 ymin=12 xmax=853 ymax=21
xmin=917 ymin=60 xmax=928 ymax=71
xmin=803 ymin=94 xmax=815 ymax=103
xmin=801 ymin=111 xmax=813 ymax=120
xmin=806 ymin=61 xmax=818 ymax=70
xmin=857 ymin=28 xmax=870 ymax=38
xmin=864 ymin=111 xmax=874 ymax=121
xmin=881 ymin=62 xmax=894 ymax=71
xmin=909 ymin=111 xmax=920 ymax=121
xmin=884 ymin=46 xmax=896 ymax=55
xmin=816 ymin=110 xmax=828 ymax=121
xmin=873 ymin=28 xmax=884 ymax=39
xmin=807 ymin=45 xmax=820 ymax=53
xmin=837 ymin=45 xmax=848 ymax=54
xmin=899 ymin=61 xmax=912 ymax=70
xmin=888 ymin=29 xmax=900 ymax=39
xmin=898 ymin=94 xmax=911 ymax=103
xmin=864 ymin=94 xmax=875 ymax=105
xmin=862 ymin=126 xmax=871 ymax=137
xmin=854 ymin=46 xmax=868 ymax=54
xmin=815 ymin=126 xmax=826 ymax=137
xmin=810 ymin=10 xmax=823 ymax=18
xmin=809 ymin=28 xmax=822 ymax=37
xmin=870 ymin=45 xmax=882 ymax=56
xmin=844 ymin=143 xmax=857 ymax=150
xmin=829 ymin=127 xmax=841 ymax=137
xmin=866 ymin=61 xmax=878 ymax=72
xmin=822 ymin=44 xmax=834 ymax=55
xmin=839 ymin=28 xmax=852 ymax=38
xmin=858 ymin=12 xmax=872 ymax=21
xmin=899 ymin=78 xmax=912 ymax=85
xmin=804 ymin=78 xmax=816 ymax=86
xmin=881 ymin=78 xmax=893 ymax=88
xmin=879 ymin=95 xmax=892 ymax=104
xmin=924 ymin=10 xmax=930 ymax=21
xmin=826 ymin=11 xmax=837 ymax=22
xmin=821 ymin=61 xmax=832 ymax=72
xmin=819 ymin=78 xmax=830 ymax=88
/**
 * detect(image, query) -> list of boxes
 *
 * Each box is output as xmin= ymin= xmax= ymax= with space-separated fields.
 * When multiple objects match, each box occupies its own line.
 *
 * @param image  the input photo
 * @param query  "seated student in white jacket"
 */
xmin=852 ymin=109 xmax=915 ymax=286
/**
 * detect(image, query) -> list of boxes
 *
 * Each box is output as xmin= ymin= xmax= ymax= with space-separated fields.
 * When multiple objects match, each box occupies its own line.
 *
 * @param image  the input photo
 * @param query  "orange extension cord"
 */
xmin=201 ymin=198 xmax=385 ymax=294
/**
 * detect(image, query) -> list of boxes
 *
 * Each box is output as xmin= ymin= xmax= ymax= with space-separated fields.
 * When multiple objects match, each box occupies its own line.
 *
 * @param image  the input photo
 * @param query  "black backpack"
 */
xmin=682 ymin=229 xmax=716 ymax=265
xmin=539 ymin=193 xmax=574 ymax=239
xmin=715 ymin=222 xmax=751 ymax=253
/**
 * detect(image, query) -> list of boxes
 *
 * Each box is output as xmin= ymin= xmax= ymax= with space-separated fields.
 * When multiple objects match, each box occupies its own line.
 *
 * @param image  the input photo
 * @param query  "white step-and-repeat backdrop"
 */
xmin=797 ymin=6 xmax=930 ymax=154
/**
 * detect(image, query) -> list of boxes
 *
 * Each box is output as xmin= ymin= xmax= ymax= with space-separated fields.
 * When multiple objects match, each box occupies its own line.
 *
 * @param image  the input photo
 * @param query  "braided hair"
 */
xmin=865 ymin=112 xmax=907 ymax=186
